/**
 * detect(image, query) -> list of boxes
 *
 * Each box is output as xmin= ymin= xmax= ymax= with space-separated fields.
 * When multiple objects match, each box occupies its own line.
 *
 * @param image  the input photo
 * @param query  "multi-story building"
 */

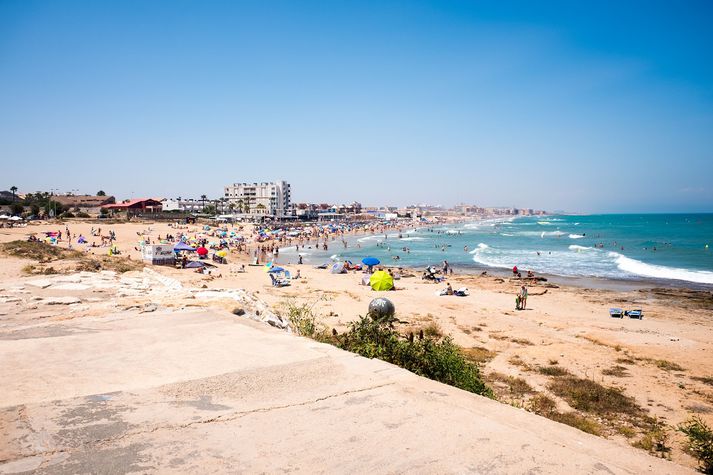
xmin=224 ymin=181 xmax=291 ymax=217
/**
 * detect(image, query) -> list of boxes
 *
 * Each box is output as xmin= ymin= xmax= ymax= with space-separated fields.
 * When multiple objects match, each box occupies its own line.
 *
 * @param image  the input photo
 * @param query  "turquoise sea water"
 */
xmin=283 ymin=214 xmax=713 ymax=286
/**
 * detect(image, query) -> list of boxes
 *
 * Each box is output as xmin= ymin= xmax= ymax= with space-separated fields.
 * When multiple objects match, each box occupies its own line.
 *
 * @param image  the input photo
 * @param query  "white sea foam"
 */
xmin=568 ymin=245 xmax=593 ymax=252
xmin=469 ymin=243 xmax=489 ymax=254
xmin=400 ymin=237 xmax=427 ymax=241
xmin=470 ymin=243 xmax=512 ymax=269
xmin=610 ymin=252 xmax=713 ymax=284
xmin=501 ymin=233 xmax=514 ymax=236
xmin=569 ymin=234 xmax=585 ymax=239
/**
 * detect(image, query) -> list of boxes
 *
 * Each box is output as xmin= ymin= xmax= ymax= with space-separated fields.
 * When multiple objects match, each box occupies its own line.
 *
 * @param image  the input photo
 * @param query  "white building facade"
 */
xmin=223 ymin=181 xmax=292 ymax=217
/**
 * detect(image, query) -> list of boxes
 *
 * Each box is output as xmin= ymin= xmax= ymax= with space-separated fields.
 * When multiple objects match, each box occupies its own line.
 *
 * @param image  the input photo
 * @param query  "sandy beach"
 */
xmin=1 ymin=218 xmax=712 ymax=471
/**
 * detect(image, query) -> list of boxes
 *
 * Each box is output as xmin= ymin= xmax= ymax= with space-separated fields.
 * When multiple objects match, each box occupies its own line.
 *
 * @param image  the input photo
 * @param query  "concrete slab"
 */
xmin=0 ymin=310 xmax=691 ymax=474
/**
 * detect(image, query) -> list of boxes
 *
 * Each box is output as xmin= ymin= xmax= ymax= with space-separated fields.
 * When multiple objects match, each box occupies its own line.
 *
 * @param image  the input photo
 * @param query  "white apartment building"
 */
xmin=223 ymin=181 xmax=291 ymax=217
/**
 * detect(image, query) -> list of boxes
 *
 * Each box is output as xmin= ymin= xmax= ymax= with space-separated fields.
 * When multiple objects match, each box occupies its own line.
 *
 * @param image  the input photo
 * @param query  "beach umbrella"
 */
xmin=330 ymin=262 xmax=345 ymax=274
xmin=173 ymin=242 xmax=196 ymax=252
xmin=369 ymin=271 xmax=394 ymax=291
xmin=185 ymin=260 xmax=207 ymax=269
xmin=9 ymin=216 xmax=22 ymax=221
xmin=268 ymin=266 xmax=285 ymax=273
xmin=361 ymin=257 xmax=380 ymax=266
xmin=0 ymin=215 xmax=10 ymax=220
xmin=196 ymin=246 xmax=209 ymax=256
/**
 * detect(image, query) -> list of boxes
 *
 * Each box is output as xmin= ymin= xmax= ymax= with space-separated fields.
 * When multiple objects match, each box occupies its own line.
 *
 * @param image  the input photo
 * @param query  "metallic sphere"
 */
xmin=368 ymin=298 xmax=395 ymax=319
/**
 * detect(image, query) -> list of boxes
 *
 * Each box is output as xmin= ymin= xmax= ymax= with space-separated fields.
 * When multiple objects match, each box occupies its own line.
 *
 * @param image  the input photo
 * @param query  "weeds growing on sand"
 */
xmin=1 ymin=241 xmax=83 ymax=262
xmin=284 ymin=301 xmax=493 ymax=398
xmin=602 ymin=365 xmax=630 ymax=377
xmin=3 ymin=240 xmax=143 ymax=274
xmin=692 ymin=376 xmax=713 ymax=387
xmin=633 ymin=417 xmax=671 ymax=459
xmin=527 ymin=394 xmax=603 ymax=436
xmin=655 ymin=359 xmax=686 ymax=372
xmin=487 ymin=372 xmax=535 ymax=400
xmin=537 ymin=366 xmax=571 ymax=377
xmin=678 ymin=416 xmax=713 ymax=473
xmin=508 ymin=354 xmax=533 ymax=371
xmin=284 ymin=299 xmax=323 ymax=337
xmin=22 ymin=264 xmax=58 ymax=275
xmin=331 ymin=313 xmax=493 ymax=398
xmin=547 ymin=376 xmax=646 ymax=425
xmin=422 ymin=321 xmax=443 ymax=338
xmin=460 ymin=346 xmax=497 ymax=364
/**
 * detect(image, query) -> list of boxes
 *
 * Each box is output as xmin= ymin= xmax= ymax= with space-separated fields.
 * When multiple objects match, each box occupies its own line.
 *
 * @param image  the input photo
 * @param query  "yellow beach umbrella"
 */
xmin=369 ymin=270 xmax=394 ymax=291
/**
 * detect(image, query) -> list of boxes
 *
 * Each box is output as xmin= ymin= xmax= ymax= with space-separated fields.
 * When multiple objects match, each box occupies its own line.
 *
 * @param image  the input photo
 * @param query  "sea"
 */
xmin=281 ymin=214 xmax=713 ymax=288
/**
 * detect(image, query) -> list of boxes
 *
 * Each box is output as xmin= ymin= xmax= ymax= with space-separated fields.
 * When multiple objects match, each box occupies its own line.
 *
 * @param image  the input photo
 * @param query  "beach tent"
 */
xmin=369 ymin=271 xmax=394 ymax=291
xmin=330 ymin=262 xmax=346 ymax=274
xmin=362 ymin=257 xmax=380 ymax=266
xmin=173 ymin=242 xmax=196 ymax=252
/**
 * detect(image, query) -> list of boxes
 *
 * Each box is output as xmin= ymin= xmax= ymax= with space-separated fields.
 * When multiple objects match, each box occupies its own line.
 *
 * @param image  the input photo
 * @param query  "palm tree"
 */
xmin=10 ymin=186 xmax=17 ymax=202
xmin=200 ymin=194 xmax=207 ymax=212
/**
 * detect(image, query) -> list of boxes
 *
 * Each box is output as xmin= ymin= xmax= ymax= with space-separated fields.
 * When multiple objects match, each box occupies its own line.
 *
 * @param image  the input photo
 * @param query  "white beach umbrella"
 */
xmin=0 ymin=215 xmax=10 ymax=220
xmin=9 ymin=216 xmax=23 ymax=221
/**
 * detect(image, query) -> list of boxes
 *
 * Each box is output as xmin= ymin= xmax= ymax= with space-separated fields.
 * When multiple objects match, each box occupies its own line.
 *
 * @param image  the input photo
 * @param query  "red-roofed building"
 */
xmin=101 ymin=198 xmax=163 ymax=213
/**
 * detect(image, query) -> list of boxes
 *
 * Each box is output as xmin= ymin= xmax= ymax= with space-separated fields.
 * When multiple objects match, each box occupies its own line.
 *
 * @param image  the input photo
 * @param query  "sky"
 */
xmin=1 ymin=0 xmax=712 ymax=213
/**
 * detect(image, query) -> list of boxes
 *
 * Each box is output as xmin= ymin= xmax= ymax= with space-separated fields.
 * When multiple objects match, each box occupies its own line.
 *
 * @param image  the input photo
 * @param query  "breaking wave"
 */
xmin=610 ymin=252 xmax=713 ymax=284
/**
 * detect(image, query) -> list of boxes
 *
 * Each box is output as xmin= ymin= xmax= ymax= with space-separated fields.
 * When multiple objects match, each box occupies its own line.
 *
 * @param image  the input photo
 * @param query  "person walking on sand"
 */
xmin=519 ymin=285 xmax=528 ymax=310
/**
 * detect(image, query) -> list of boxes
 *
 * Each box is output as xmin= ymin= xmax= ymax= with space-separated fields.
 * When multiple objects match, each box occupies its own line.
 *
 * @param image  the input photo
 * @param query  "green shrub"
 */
xmin=284 ymin=300 xmax=322 ymax=337
xmin=335 ymin=314 xmax=493 ymax=398
xmin=678 ymin=416 xmax=713 ymax=473
xmin=633 ymin=417 xmax=671 ymax=458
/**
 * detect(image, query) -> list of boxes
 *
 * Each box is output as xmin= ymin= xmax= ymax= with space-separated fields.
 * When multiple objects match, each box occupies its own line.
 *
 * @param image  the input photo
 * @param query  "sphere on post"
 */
xmin=368 ymin=297 xmax=395 ymax=319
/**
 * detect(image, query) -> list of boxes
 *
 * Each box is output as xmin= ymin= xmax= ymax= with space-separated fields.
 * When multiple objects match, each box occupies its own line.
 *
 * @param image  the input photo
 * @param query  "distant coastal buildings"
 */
xmin=1 ymin=185 xmax=548 ymax=220
xmin=224 ymin=181 xmax=291 ymax=218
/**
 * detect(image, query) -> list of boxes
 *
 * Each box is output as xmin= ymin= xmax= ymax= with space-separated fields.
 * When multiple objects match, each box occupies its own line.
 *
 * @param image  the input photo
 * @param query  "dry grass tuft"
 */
xmin=538 ymin=365 xmax=571 ymax=377
xmin=461 ymin=346 xmax=497 ymax=365
xmin=692 ymin=376 xmax=713 ymax=387
xmin=548 ymin=376 xmax=645 ymax=422
xmin=602 ymin=365 xmax=630 ymax=377
xmin=654 ymin=359 xmax=685 ymax=372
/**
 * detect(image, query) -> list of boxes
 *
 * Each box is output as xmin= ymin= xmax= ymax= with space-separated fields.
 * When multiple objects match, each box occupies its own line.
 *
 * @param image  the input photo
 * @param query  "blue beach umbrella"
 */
xmin=362 ymin=257 xmax=380 ymax=266
xmin=173 ymin=242 xmax=196 ymax=252
xmin=268 ymin=266 xmax=285 ymax=273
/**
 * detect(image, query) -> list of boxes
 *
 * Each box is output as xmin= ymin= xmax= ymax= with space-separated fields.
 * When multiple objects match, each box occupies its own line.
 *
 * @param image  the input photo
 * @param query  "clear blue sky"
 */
xmin=1 ymin=0 xmax=712 ymax=212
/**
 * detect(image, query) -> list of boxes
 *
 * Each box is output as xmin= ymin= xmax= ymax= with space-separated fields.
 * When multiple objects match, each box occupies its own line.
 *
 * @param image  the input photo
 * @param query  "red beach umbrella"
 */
xmin=196 ymin=246 xmax=208 ymax=256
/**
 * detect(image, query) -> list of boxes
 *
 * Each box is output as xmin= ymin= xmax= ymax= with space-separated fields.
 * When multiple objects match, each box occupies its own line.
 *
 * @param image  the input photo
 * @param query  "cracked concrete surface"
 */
xmin=0 ymin=310 xmax=691 ymax=474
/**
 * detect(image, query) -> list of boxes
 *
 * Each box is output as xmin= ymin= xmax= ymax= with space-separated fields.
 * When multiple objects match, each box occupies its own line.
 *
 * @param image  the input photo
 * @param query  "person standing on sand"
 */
xmin=519 ymin=285 xmax=528 ymax=310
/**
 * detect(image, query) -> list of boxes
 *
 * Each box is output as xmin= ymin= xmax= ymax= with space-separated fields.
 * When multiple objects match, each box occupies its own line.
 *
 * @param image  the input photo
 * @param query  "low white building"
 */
xmin=161 ymin=198 xmax=208 ymax=213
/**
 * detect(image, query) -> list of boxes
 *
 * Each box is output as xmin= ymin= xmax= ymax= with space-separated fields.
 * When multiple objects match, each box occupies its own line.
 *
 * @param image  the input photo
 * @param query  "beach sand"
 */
xmin=1 ymin=218 xmax=712 ymax=470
